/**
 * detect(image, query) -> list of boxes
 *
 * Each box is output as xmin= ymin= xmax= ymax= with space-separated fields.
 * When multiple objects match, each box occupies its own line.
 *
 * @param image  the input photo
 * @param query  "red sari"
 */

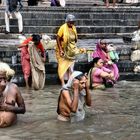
xmin=20 ymin=37 xmax=45 ymax=80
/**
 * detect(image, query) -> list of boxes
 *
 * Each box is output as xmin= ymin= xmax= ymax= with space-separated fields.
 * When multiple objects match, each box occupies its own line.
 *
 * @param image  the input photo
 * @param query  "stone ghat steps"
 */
xmin=25 ymin=1 xmax=140 ymax=7
xmin=0 ymin=32 xmax=133 ymax=39
xmin=0 ymin=7 xmax=140 ymax=38
xmin=0 ymin=19 xmax=139 ymax=26
xmin=10 ymin=72 xmax=140 ymax=86
xmin=1 ymin=6 xmax=140 ymax=13
xmin=6 ymin=61 xmax=140 ymax=74
xmin=0 ymin=27 xmax=136 ymax=39
xmin=0 ymin=41 xmax=135 ymax=74
xmin=8 ymin=62 xmax=140 ymax=86
xmin=0 ymin=37 xmax=131 ymax=48
xmin=1 ymin=11 xmax=140 ymax=19
xmin=1 ymin=25 xmax=136 ymax=34
xmin=66 ymin=3 xmax=140 ymax=7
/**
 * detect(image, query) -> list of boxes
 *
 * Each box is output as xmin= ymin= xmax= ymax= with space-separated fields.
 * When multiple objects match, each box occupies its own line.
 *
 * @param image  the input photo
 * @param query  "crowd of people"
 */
xmin=0 ymin=0 xmax=124 ymax=127
xmin=0 ymin=12 xmax=121 ymax=127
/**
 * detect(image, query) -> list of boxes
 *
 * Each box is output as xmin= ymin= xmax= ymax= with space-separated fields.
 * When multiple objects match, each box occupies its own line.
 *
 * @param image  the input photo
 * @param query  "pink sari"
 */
xmin=92 ymin=40 xmax=119 ymax=82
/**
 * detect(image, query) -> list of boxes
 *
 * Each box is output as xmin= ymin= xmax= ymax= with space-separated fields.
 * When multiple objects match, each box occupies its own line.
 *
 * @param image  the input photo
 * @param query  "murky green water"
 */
xmin=0 ymin=81 xmax=140 ymax=140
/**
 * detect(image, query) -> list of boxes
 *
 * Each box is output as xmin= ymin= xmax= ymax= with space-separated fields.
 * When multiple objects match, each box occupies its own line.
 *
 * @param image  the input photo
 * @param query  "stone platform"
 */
xmin=0 ymin=4 xmax=140 ymax=38
xmin=0 ymin=35 xmax=139 ymax=86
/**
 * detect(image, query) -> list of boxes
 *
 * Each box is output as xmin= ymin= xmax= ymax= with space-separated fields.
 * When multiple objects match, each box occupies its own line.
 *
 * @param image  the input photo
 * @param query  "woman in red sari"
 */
xmin=18 ymin=34 xmax=46 ymax=89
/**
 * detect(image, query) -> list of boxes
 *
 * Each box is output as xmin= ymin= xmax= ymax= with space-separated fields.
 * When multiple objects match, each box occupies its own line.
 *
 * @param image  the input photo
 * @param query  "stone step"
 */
xmin=0 ymin=11 xmax=140 ymax=19
xmin=1 ymin=6 xmax=140 ymax=12
xmin=66 ymin=2 xmax=140 ymax=7
xmin=7 ymin=61 xmax=140 ymax=86
xmin=0 ymin=41 xmax=135 ymax=72
xmin=0 ymin=32 xmax=132 ymax=39
xmin=22 ymin=0 xmax=140 ymax=7
xmin=0 ymin=25 xmax=136 ymax=34
xmin=0 ymin=37 xmax=131 ymax=48
xmin=0 ymin=6 xmax=139 ymax=38
xmin=10 ymin=72 xmax=140 ymax=86
xmin=25 ymin=2 xmax=140 ymax=8
xmin=21 ymin=0 xmax=103 ymax=7
xmin=8 ymin=61 xmax=140 ymax=75
xmin=0 ymin=19 xmax=139 ymax=26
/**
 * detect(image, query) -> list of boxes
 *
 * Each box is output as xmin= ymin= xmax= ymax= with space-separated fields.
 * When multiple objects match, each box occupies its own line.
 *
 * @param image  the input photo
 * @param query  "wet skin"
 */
xmin=0 ymin=73 xmax=25 ymax=127
xmin=58 ymin=76 xmax=91 ymax=118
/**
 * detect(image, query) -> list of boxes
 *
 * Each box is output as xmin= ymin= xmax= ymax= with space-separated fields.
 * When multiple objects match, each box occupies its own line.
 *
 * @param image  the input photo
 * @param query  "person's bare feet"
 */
xmin=106 ymin=2 xmax=110 ymax=8
xmin=105 ymin=0 xmax=109 ymax=8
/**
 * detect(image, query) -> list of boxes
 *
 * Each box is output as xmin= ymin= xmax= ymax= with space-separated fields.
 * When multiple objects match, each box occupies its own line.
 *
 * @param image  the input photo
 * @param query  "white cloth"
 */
xmin=131 ymin=50 xmax=140 ymax=62
xmin=59 ymin=0 xmax=65 ymax=7
xmin=125 ymin=0 xmax=138 ymax=3
xmin=132 ymin=30 xmax=140 ymax=42
xmin=5 ymin=11 xmax=23 ymax=32
xmin=62 ymin=71 xmax=86 ymax=122
xmin=70 ymin=89 xmax=86 ymax=123
xmin=63 ymin=71 xmax=82 ymax=89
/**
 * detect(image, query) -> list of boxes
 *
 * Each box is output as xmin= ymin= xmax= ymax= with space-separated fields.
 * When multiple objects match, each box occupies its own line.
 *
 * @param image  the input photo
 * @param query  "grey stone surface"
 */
xmin=0 ymin=5 xmax=140 ymax=38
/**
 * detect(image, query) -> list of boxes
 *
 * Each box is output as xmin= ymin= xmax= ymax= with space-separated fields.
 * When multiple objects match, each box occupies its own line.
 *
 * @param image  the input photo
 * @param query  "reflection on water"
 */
xmin=0 ymin=81 xmax=140 ymax=140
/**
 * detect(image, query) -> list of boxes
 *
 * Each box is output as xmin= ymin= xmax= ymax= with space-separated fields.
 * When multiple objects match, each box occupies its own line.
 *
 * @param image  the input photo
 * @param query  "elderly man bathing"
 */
xmin=0 ymin=62 xmax=26 ymax=127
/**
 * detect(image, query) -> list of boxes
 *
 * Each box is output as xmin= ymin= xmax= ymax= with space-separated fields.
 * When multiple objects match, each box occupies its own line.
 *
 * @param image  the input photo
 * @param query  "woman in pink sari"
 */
xmin=92 ymin=39 xmax=119 ymax=83
xmin=88 ymin=57 xmax=115 ymax=89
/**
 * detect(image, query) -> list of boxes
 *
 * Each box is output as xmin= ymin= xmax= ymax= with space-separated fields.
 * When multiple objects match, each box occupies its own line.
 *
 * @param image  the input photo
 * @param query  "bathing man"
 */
xmin=57 ymin=71 xmax=91 ymax=122
xmin=0 ymin=62 xmax=26 ymax=127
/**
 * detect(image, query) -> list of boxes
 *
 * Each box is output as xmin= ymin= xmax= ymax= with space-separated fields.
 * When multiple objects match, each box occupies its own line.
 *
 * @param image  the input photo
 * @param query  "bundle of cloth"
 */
xmin=107 ymin=44 xmax=119 ymax=62
xmin=125 ymin=0 xmax=138 ymax=3
xmin=131 ymin=29 xmax=140 ymax=62
xmin=18 ymin=34 xmax=56 ymax=50
xmin=130 ymin=28 xmax=140 ymax=73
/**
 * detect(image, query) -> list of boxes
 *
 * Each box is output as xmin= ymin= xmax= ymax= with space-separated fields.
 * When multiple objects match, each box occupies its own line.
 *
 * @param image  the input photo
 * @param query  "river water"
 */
xmin=0 ymin=81 xmax=140 ymax=140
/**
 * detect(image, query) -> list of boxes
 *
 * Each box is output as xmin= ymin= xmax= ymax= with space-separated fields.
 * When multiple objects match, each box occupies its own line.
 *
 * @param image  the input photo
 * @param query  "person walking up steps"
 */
xmin=105 ymin=0 xmax=117 ymax=8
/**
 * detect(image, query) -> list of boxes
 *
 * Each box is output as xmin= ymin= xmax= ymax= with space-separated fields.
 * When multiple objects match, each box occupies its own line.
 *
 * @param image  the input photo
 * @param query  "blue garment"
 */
xmin=51 ymin=0 xmax=60 ymax=6
xmin=6 ymin=0 xmax=23 ymax=13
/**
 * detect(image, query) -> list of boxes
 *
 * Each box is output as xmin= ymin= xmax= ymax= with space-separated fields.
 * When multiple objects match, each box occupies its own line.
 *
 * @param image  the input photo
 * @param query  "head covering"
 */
xmin=63 ymin=71 xmax=83 ymax=89
xmin=92 ymin=39 xmax=109 ymax=61
xmin=0 ymin=62 xmax=15 ymax=78
xmin=65 ymin=14 xmax=76 ymax=23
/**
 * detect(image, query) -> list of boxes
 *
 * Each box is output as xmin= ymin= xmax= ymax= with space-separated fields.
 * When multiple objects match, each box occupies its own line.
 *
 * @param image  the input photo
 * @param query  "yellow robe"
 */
xmin=56 ymin=23 xmax=78 ymax=79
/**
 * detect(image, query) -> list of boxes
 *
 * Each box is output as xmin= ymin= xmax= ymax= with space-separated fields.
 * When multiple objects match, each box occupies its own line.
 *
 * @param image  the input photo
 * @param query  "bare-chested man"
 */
xmin=57 ymin=71 xmax=91 ymax=122
xmin=0 ymin=62 xmax=26 ymax=127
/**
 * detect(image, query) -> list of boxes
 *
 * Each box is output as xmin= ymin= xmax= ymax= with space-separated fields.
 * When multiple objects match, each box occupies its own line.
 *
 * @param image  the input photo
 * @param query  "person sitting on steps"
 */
xmin=4 ymin=0 xmax=23 ymax=34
